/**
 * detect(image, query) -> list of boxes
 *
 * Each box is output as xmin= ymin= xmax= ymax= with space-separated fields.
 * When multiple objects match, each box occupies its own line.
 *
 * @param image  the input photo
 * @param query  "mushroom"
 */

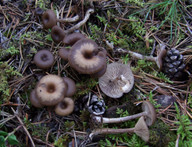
xmin=90 ymin=61 xmax=107 ymax=78
xmin=63 ymin=77 xmax=76 ymax=97
xmin=33 ymin=50 xmax=54 ymax=69
xmin=63 ymin=32 xmax=86 ymax=46
xmin=42 ymin=10 xmax=57 ymax=29
xmin=88 ymin=116 xmax=149 ymax=142
xmin=68 ymin=38 xmax=106 ymax=75
xmin=35 ymin=74 xmax=67 ymax=106
xmin=58 ymin=47 xmax=69 ymax=61
xmin=114 ymin=44 xmax=167 ymax=70
xmin=54 ymin=97 xmax=74 ymax=116
xmin=42 ymin=9 xmax=79 ymax=29
xmin=99 ymin=62 xmax=134 ymax=98
xmin=51 ymin=25 xmax=65 ymax=43
xmin=92 ymin=101 xmax=156 ymax=126
xmin=30 ymin=90 xmax=43 ymax=108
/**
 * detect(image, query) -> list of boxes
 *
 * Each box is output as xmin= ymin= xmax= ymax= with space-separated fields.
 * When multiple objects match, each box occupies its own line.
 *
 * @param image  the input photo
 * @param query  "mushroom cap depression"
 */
xmin=55 ymin=97 xmax=74 ymax=116
xmin=134 ymin=116 xmax=149 ymax=142
xmin=33 ymin=50 xmax=54 ymax=69
xmin=63 ymin=77 xmax=76 ymax=97
xmin=58 ymin=47 xmax=69 ymax=61
xmin=35 ymin=74 xmax=67 ymax=106
xmin=142 ymin=101 xmax=156 ymax=126
xmin=42 ymin=10 xmax=57 ymax=29
xmin=63 ymin=32 xmax=86 ymax=46
xmin=30 ymin=90 xmax=43 ymax=108
xmin=99 ymin=62 xmax=134 ymax=98
xmin=51 ymin=25 xmax=65 ymax=43
xmin=68 ymin=38 xmax=106 ymax=74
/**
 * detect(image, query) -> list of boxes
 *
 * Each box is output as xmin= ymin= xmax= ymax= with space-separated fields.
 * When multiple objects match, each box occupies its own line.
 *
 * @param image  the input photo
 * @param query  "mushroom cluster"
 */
xmin=30 ymin=74 xmax=76 ymax=116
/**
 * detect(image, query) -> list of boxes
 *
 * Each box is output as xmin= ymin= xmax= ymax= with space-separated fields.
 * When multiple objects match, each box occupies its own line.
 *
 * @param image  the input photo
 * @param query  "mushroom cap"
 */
xmin=54 ymin=97 xmax=74 ymax=116
xmin=33 ymin=50 xmax=54 ymax=69
xmin=30 ymin=90 xmax=43 ymax=108
xmin=134 ymin=116 xmax=149 ymax=142
xmin=99 ymin=62 xmax=134 ymax=98
xmin=58 ymin=47 xmax=69 ymax=61
xmin=142 ymin=101 xmax=156 ymax=126
xmin=35 ymin=75 xmax=67 ymax=106
xmin=68 ymin=38 xmax=106 ymax=74
xmin=51 ymin=25 xmax=65 ymax=43
xmin=63 ymin=32 xmax=86 ymax=46
xmin=42 ymin=10 xmax=57 ymax=29
xmin=63 ymin=77 xmax=76 ymax=97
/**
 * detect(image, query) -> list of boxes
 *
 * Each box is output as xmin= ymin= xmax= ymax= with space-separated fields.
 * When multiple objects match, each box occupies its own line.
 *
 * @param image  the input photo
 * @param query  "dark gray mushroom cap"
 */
xmin=63 ymin=77 xmax=76 ymax=97
xmin=58 ymin=47 xmax=69 ymax=61
xmin=30 ymin=90 xmax=43 ymax=108
xmin=51 ymin=25 xmax=65 ymax=43
xmin=142 ymin=101 xmax=156 ymax=126
xmin=68 ymin=39 xmax=106 ymax=74
xmin=42 ymin=10 xmax=57 ymax=29
xmin=33 ymin=50 xmax=54 ymax=69
xmin=63 ymin=32 xmax=86 ymax=46
xmin=99 ymin=62 xmax=134 ymax=98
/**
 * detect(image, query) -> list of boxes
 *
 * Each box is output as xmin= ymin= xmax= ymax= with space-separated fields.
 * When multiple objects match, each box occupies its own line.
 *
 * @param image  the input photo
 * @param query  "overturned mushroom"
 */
xmin=99 ymin=62 xmax=134 ymax=98
xmin=68 ymin=38 xmax=106 ymax=75
xmin=35 ymin=74 xmax=67 ymax=106
xmin=88 ymin=116 xmax=149 ymax=143
xmin=33 ymin=50 xmax=54 ymax=69
xmin=92 ymin=101 xmax=156 ymax=126
xmin=63 ymin=32 xmax=86 ymax=46
xmin=42 ymin=9 xmax=79 ymax=29
xmin=51 ymin=25 xmax=65 ymax=43
xmin=63 ymin=77 xmax=76 ymax=97
xmin=55 ymin=97 xmax=74 ymax=116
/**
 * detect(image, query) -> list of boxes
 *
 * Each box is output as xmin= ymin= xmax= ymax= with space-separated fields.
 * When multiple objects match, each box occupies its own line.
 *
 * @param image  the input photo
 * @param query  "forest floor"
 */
xmin=0 ymin=0 xmax=192 ymax=147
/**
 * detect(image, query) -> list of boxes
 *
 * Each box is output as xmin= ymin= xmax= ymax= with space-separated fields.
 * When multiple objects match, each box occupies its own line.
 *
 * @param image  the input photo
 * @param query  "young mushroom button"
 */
xmin=92 ymin=101 xmax=156 ymax=126
xmin=59 ymin=47 xmax=69 ymax=61
xmin=63 ymin=77 xmax=76 ymax=97
xmin=35 ymin=75 xmax=67 ymax=106
xmin=99 ymin=62 xmax=134 ymax=98
xmin=68 ymin=39 xmax=106 ymax=75
xmin=42 ymin=10 xmax=57 ymax=29
xmin=63 ymin=32 xmax=86 ymax=46
xmin=33 ymin=50 xmax=54 ymax=69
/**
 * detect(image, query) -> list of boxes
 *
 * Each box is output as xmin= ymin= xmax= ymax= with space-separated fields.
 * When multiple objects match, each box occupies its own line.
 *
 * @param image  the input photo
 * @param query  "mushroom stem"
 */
xmin=93 ymin=111 xmax=146 ymax=124
xmin=64 ymin=9 xmax=94 ymax=34
xmin=57 ymin=15 xmax=79 ymax=23
xmin=89 ymin=116 xmax=149 ymax=142
xmin=92 ymin=101 xmax=156 ymax=126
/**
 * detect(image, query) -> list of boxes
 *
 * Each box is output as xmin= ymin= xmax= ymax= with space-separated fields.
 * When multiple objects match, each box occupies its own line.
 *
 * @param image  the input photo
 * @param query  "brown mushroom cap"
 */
xmin=134 ymin=116 xmax=149 ymax=142
xmin=58 ymin=47 xmax=69 ymax=61
xmin=42 ymin=10 xmax=57 ymax=29
xmin=142 ymin=101 xmax=156 ymax=126
xmin=156 ymin=47 xmax=167 ymax=70
xmin=63 ymin=32 xmax=86 ymax=46
xmin=51 ymin=25 xmax=65 ymax=43
xmin=90 ymin=60 xmax=107 ymax=78
xmin=54 ymin=97 xmax=74 ymax=116
xmin=35 ymin=74 xmax=67 ymax=106
xmin=30 ymin=90 xmax=43 ymax=108
xmin=68 ymin=38 xmax=106 ymax=74
xmin=99 ymin=62 xmax=134 ymax=98
xmin=33 ymin=50 xmax=54 ymax=69
xmin=63 ymin=77 xmax=76 ymax=97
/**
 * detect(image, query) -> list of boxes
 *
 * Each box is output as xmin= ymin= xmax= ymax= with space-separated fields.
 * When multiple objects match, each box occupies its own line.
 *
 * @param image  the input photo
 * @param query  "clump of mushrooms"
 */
xmin=92 ymin=101 xmax=156 ymax=126
xmin=99 ymin=62 xmax=134 ymax=98
xmin=30 ymin=74 xmax=76 ymax=116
